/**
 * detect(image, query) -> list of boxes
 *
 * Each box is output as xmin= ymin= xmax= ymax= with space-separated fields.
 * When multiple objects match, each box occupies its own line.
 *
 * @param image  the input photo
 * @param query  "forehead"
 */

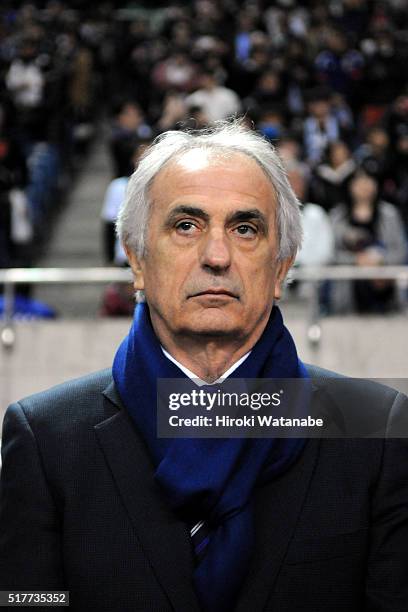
xmin=353 ymin=174 xmax=375 ymax=185
xmin=149 ymin=149 xmax=278 ymax=215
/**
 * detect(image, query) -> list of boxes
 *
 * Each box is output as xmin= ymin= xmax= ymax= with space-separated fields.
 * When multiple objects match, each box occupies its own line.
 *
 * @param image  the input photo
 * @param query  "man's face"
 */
xmin=127 ymin=151 xmax=293 ymax=344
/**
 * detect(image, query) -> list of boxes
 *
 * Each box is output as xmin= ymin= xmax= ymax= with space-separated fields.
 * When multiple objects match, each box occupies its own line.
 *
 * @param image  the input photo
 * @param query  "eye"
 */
xmin=175 ymin=221 xmax=198 ymax=234
xmin=234 ymin=224 xmax=257 ymax=237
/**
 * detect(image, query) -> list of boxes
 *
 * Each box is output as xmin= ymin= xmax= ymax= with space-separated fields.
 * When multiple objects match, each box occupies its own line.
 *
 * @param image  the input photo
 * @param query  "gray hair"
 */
xmin=116 ymin=120 xmax=302 ymax=262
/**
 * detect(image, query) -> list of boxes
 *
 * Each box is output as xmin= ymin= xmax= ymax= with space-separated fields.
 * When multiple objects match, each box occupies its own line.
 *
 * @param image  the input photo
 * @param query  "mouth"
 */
xmin=191 ymin=289 xmax=238 ymax=299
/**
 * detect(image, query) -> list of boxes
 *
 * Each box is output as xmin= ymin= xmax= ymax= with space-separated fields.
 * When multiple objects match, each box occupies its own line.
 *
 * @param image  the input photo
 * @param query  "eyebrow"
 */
xmin=164 ymin=206 xmax=210 ymax=227
xmin=164 ymin=205 xmax=269 ymax=232
xmin=226 ymin=209 xmax=269 ymax=234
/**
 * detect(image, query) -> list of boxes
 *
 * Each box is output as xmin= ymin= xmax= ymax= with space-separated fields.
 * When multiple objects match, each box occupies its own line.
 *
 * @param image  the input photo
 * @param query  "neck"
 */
xmin=149 ymin=311 xmax=271 ymax=383
xmin=352 ymin=199 xmax=374 ymax=222
xmin=354 ymin=198 xmax=373 ymax=209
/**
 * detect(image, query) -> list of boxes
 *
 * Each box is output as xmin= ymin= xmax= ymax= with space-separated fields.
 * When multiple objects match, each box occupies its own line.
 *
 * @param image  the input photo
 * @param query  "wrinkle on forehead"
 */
xmin=151 ymin=157 xmax=275 ymax=212
xmin=152 ymin=147 xmax=277 ymax=199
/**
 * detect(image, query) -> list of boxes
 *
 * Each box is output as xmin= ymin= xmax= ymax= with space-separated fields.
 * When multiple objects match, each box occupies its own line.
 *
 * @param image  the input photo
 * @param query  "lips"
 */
xmin=193 ymin=289 xmax=238 ymax=298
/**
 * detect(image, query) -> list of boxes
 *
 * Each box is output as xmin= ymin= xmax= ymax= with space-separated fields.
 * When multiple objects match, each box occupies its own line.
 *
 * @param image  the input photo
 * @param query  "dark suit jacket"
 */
xmin=1 ymin=366 xmax=408 ymax=611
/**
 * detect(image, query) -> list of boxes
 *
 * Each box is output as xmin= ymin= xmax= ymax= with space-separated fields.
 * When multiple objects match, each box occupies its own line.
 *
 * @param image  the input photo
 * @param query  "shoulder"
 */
xmin=305 ymin=362 xmax=399 ymax=402
xmin=305 ymin=363 xmax=408 ymax=437
xmin=304 ymin=363 xmax=344 ymax=379
xmin=2 ymin=370 xmax=123 ymax=495
xmin=302 ymin=203 xmax=331 ymax=224
xmin=18 ymin=367 xmax=113 ymax=405
xmin=7 ymin=368 xmax=117 ymax=431
xmin=329 ymin=203 xmax=347 ymax=222
xmin=378 ymin=200 xmax=403 ymax=221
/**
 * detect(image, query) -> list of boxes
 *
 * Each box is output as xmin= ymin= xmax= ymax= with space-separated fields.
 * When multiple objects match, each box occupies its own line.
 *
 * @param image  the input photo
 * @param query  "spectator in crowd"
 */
xmin=287 ymin=163 xmax=335 ymax=308
xmin=284 ymin=37 xmax=314 ymax=120
xmin=230 ymin=38 xmax=273 ymax=101
xmin=102 ymin=136 xmax=153 ymax=265
xmin=151 ymin=52 xmax=197 ymax=94
xmin=246 ymin=69 xmax=287 ymax=111
xmin=276 ymin=134 xmax=305 ymax=168
xmin=0 ymin=98 xmax=30 ymax=269
xmin=156 ymin=92 xmax=191 ymax=132
xmin=5 ymin=36 xmax=45 ymax=148
xmin=169 ymin=19 xmax=193 ymax=54
xmin=303 ymin=87 xmax=341 ymax=165
xmin=186 ymin=69 xmax=241 ymax=122
xmin=354 ymin=126 xmax=394 ymax=197
xmin=387 ymin=132 xmax=408 ymax=232
xmin=330 ymin=170 xmax=407 ymax=313
xmin=330 ymin=93 xmax=354 ymax=137
xmin=256 ymin=105 xmax=286 ymax=144
xmin=310 ymin=140 xmax=357 ymax=211
xmin=100 ymin=136 xmax=153 ymax=318
xmin=64 ymin=31 xmax=95 ymax=155
xmin=108 ymin=99 xmax=152 ymax=179
xmin=287 ymin=164 xmax=335 ymax=269
xmin=359 ymin=27 xmax=403 ymax=128
xmin=234 ymin=10 xmax=257 ymax=63
xmin=384 ymin=94 xmax=408 ymax=148
xmin=314 ymin=28 xmax=364 ymax=101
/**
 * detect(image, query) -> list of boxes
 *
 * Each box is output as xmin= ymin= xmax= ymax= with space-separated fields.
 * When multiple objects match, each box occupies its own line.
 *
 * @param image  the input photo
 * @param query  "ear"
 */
xmin=125 ymin=246 xmax=145 ymax=292
xmin=274 ymin=255 xmax=295 ymax=301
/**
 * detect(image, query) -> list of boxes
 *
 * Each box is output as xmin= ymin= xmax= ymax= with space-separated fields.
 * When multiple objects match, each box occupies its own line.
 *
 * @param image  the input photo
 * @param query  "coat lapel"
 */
xmin=235 ymin=419 xmax=321 ymax=610
xmin=95 ymin=382 xmax=201 ymax=612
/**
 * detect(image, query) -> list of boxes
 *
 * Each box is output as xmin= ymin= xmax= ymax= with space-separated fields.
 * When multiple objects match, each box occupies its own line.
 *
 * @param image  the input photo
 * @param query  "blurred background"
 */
xmin=1 ymin=0 xmax=408 ymax=418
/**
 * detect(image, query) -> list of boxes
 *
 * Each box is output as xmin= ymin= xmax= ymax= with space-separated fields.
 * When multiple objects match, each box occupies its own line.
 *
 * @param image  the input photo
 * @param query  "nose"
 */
xmin=199 ymin=228 xmax=231 ymax=272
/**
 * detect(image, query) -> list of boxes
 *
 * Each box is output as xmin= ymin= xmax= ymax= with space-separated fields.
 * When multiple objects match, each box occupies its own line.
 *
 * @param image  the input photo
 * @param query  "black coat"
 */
xmin=1 ymin=366 xmax=408 ymax=611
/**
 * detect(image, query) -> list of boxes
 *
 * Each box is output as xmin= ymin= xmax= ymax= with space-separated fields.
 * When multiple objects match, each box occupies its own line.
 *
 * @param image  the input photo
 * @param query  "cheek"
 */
xmin=143 ymin=248 xmax=190 ymax=297
xmin=237 ymin=250 xmax=277 ymax=293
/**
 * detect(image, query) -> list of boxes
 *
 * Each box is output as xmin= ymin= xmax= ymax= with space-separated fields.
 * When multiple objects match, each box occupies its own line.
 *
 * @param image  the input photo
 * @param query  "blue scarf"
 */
xmin=112 ymin=303 xmax=308 ymax=612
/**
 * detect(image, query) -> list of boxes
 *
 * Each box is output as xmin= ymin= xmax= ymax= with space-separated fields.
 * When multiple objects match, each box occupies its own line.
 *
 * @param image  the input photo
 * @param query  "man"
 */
xmin=1 ymin=121 xmax=408 ymax=611
xmin=186 ymin=70 xmax=242 ymax=122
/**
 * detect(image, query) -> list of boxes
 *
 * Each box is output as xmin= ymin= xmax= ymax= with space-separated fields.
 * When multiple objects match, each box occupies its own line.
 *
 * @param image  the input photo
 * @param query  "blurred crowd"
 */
xmin=0 ymin=0 xmax=408 ymax=316
xmin=0 ymin=1 xmax=106 ymax=272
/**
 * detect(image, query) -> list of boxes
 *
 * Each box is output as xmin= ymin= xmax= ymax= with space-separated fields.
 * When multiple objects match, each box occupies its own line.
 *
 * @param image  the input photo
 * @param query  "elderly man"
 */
xmin=1 ymin=121 xmax=407 ymax=612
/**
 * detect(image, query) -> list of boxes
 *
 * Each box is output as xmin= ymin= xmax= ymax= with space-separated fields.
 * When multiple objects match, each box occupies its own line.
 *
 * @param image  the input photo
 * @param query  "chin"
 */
xmin=178 ymin=309 xmax=244 ymax=338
